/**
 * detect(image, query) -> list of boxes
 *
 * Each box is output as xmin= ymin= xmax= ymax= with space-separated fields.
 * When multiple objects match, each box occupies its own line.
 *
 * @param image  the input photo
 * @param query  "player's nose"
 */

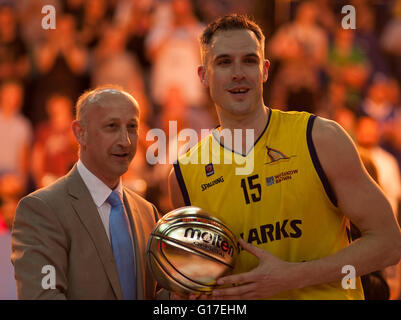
xmin=232 ymin=62 xmax=246 ymax=82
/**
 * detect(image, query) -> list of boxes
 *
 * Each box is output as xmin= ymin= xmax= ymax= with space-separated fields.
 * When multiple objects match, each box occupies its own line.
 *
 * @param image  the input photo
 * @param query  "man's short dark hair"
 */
xmin=200 ymin=14 xmax=265 ymax=63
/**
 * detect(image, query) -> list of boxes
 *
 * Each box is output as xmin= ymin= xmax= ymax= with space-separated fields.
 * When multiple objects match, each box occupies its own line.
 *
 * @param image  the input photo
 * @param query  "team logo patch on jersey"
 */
xmin=266 ymin=176 xmax=275 ymax=186
xmin=265 ymin=147 xmax=292 ymax=165
xmin=205 ymin=163 xmax=214 ymax=177
xmin=267 ymin=169 xmax=299 ymax=186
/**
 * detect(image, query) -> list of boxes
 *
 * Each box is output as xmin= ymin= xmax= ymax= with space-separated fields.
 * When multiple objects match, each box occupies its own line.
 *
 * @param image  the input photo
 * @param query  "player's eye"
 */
xmin=244 ymin=57 xmax=258 ymax=64
xmin=217 ymin=58 xmax=231 ymax=65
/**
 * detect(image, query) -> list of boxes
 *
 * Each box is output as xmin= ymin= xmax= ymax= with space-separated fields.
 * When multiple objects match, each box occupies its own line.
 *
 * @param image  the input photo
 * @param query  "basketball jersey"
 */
xmin=174 ymin=108 xmax=364 ymax=300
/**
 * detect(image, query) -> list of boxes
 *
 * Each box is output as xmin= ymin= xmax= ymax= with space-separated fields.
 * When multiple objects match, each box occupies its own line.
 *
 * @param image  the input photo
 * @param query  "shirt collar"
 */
xmin=76 ymin=159 xmax=123 ymax=207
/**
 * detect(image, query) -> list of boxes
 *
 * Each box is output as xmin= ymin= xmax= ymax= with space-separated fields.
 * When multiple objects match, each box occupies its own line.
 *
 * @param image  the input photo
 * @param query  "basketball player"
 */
xmin=168 ymin=14 xmax=401 ymax=299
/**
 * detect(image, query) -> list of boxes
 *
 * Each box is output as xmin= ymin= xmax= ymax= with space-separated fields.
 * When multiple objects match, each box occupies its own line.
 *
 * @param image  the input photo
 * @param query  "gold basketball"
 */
xmin=146 ymin=206 xmax=238 ymax=295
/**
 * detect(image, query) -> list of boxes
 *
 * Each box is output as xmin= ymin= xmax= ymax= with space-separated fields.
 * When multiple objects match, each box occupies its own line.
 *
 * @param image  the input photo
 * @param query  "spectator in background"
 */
xmin=317 ymin=80 xmax=348 ymax=118
xmin=381 ymin=0 xmax=401 ymax=85
xmin=0 ymin=80 xmax=32 ymax=230
xmin=145 ymin=0 xmax=220 ymax=212
xmin=327 ymin=27 xmax=371 ymax=113
xmin=352 ymin=0 xmax=390 ymax=77
xmin=268 ymin=0 xmax=328 ymax=112
xmin=0 ymin=4 xmax=30 ymax=82
xmin=146 ymin=0 xmax=206 ymax=119
xmin=31 ymin=94 xmax=77 ymax=189
xmin=381 ymin=78 xmax=401 ymax=171
xmin=77 ymin=0 xmax=110 ymax=49
xmin=195 ymin=0 xmax=253 ymax=24
xmin=63 ymin=0 xmax=85 ymax=21
xmin=359 ymin=74 xmax=397 ymax=126
xmin=91 ymin=25 xmax=151 ymax=126
xmin=149 ymin=85 xmax=215 ymax=214
xmin=355 ymin=116 xmax=401 ymax=218
xmin=123 ymin=0 xmax=154 ymax=80
xmin=0 ymin=80 xmax=32 ymax=190
xmin=311 ymin=0 xmax=337 ymax=37
xmin=333 ymin=106 xmax=357 ymax=140
xmin=15 ymin=0 xmax=61 ymax=48
xmin=355 ymin=116 xmax=401 ymax=299
xmin=317 ymin=81 xmax=357 ymax=138
xmin=30 ymin=13 xmax=88 ymax=126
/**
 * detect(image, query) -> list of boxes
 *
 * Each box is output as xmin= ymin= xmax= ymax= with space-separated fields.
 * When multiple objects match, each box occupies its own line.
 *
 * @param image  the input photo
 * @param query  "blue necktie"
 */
xmin=107 ymin=191 xmax=136 ymax=300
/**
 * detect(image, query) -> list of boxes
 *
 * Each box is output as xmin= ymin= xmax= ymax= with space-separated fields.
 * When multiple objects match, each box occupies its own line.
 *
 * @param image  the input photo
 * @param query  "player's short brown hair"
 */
xmin=200 ymin=14 xmax=265 ymax=63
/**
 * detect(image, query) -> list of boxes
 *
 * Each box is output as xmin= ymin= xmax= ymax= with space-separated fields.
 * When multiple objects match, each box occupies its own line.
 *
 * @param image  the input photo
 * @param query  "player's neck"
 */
xmin=216 ymin=105 xmax=269 ymax=154
xmin=218 ymin=105 xmax=269 ymax=137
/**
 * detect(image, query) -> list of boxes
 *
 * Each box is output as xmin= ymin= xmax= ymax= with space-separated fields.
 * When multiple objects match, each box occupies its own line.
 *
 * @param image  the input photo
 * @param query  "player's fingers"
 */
xmin=212 ymin=282 xmax=255 ymax=298
xmin=171 ymin=292 xmax=188 ymax=300
xmin=239 ymin=238 xmax=266 ymax=259
xmin=211 ymin=294 xmax=243 ymax=300
xmin=217 ymin=269 xmax=258 ymax=286
xmin=187 ymin=293 xmax=212 ymax=300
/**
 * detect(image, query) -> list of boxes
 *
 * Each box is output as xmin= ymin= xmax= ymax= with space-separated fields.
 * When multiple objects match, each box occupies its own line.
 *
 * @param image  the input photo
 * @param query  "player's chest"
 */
xmin=198 ymin=145 xmax=305 ymax=206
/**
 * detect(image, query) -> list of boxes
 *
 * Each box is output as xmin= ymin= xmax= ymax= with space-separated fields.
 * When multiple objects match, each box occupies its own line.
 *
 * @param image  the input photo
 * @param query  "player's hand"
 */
xmin=211 ymin=238 xmax=300 ymax=299
xmin=170 ymin=292 xmax=212 ymax=300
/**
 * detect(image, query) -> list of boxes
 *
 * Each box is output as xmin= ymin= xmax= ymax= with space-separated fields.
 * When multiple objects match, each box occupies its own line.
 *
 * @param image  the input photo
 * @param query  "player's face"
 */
xmin=74 ymin=93 xmax=139 ymax=187
xmin=199 ymin=29 xmax=269 ymax=117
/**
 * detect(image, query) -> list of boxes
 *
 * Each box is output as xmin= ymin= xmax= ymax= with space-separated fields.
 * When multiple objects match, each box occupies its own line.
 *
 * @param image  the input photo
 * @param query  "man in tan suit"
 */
xmin=11 ymin=86 xmax=159 ymax=299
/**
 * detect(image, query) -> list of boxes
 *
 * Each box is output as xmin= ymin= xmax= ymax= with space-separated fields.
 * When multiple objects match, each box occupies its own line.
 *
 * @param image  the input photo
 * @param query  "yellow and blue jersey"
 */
xmin=174 ymin=108 xmax=364 ymax=299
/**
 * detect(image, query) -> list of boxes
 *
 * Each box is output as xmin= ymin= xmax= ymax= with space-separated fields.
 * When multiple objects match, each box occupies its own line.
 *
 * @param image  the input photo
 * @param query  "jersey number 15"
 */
xmin=240 ymin=174 xmax=262 ymax=204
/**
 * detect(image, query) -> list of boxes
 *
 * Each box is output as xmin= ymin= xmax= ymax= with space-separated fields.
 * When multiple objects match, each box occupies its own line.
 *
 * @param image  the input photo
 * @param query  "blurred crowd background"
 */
xmin=0 ymin=0 xmax=401 ymax=299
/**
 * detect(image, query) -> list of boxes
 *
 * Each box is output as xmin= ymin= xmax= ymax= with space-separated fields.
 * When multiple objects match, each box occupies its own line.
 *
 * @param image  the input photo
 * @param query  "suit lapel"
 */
xmin=66 ymin=166 xmax=123 ymax=300
xmin=123 ymin=189 xmax=145 ymax=300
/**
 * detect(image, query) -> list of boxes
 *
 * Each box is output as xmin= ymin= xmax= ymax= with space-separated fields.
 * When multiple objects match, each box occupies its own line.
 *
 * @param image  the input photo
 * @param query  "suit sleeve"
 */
xmin=11 ymin=195 xmax=69 ymax=299
xmin=151 ymin=204 xmax=161 ymax=223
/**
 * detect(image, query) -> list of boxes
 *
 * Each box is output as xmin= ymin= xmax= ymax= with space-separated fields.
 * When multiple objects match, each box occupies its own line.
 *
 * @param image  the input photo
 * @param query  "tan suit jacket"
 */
xmin=11 ymin=165 xmax=159 ymax=299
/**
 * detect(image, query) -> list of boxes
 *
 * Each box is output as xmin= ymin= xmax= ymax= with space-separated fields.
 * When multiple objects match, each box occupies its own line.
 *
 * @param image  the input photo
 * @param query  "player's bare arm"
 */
xmin=168 ymin=168 xmax=186 ymax=208
xmin=212 ymin=116 xmax=401 ymax=299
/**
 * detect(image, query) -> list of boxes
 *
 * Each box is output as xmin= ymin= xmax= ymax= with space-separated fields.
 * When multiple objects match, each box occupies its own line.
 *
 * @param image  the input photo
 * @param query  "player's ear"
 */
xmin=198 ymin=65 xmax=209 ymax=88
xmin=262 ymin=59 xmax=270 ymax=83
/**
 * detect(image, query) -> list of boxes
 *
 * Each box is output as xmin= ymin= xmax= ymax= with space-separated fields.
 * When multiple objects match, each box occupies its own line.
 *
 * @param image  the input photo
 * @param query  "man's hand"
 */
xmin=212 ymin=239 xmax=300 ymax=299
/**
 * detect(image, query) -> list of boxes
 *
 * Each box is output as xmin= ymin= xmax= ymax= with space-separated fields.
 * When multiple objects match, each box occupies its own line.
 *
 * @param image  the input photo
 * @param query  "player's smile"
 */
xmin=227 ymin=86 xmax=251 ymax=101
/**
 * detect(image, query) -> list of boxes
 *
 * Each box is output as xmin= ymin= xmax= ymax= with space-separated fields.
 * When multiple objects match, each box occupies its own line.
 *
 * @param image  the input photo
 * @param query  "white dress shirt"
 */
xmin=76 ymin=160 xmax=135 ymax=244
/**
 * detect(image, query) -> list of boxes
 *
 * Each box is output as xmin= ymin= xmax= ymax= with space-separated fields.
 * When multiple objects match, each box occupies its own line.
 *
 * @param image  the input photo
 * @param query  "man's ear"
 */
xmin=72 ymin=120 xmax=86 ymax=148
xmin=263 ymin=59 xmax=270 ymax=83
xmin=198 ymin=65 xmax=209 ymax=88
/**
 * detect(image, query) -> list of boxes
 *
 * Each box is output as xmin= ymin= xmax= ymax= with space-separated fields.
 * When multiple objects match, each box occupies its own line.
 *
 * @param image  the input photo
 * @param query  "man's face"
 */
xmin=199 ymin=29 xmax=269 ymax=118
xmin=75 ymin=93 xmax=140 ymax=186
